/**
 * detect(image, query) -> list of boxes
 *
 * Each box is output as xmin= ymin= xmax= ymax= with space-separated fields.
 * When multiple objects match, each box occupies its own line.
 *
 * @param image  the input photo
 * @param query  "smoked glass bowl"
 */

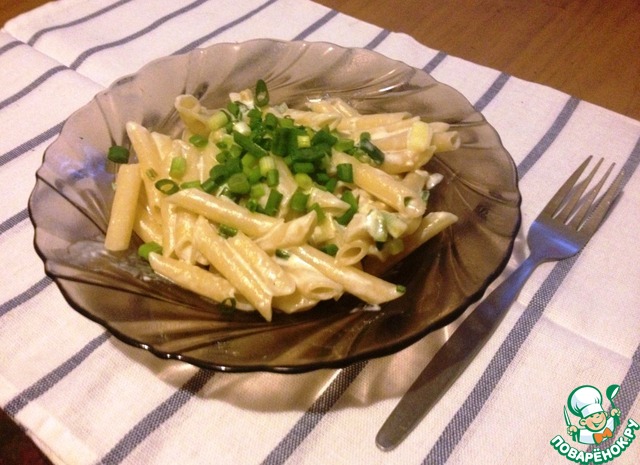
xmin=29 ymin=39 xmax=521 ymax=373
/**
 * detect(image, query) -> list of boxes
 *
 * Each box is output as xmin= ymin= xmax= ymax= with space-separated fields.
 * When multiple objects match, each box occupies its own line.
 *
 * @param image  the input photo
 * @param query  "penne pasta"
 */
xmin=148 ymin=252 xmax=235 ymax=303
xmin=105 ymin=83 xmax=459 ymax=321
xmin=291 ymin=245 xmax=403 ymax=305
xmin=166 ymin=188 xmax=279 ymax=237
xmin=193 ymin=218 xmax=274 ymax=321
xmin=105 ymin=163 xmax=142 ymax=251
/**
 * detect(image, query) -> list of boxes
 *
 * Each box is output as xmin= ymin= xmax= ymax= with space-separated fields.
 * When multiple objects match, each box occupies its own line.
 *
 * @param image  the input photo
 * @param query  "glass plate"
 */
xmin=29 ymin=39 xmax=521 ymax=373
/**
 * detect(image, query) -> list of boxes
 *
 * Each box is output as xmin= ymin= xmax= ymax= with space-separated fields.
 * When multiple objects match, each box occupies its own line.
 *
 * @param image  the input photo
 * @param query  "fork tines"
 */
xmin=543 ymin=156 xmax=624 ymax=234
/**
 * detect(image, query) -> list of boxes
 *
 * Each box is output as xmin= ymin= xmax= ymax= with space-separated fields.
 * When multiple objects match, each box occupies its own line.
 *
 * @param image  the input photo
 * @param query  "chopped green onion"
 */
xmin=311 ymin=129 xmax=337 ymax=147
xmin=225 ymin=156 xmax=242 ymax=175
xmin=245 ymin=198 xmax=259 ymax=212
xmin=323 ymin=177 xmax=338 ymax=193
xmin=259 ymin=156 xmax=276 ymax=175
xmin=169 ymin=156 xmax=187 ymax=178
xmin=336 ymin=190 xmax=358 ymax=225
xmin=218 ymin=224 xmax=238 ymax=238
xmin=289 ymin=191 xmax=309 ymax=213
xmin=107 ymin=145 xmax=130 ymax=164
xmin=138 ymin=241 xmax=162 ymax=260
xmin=209 ymin=164 xmax=229 ymax=184
xmin=263 ymin=188 xmax=283 ymax=216
xmin=233 ymin=131 xmax=268 ymax=158
xmin=201 ymin=177 xmax=218 ymax=193
xmin=264 ymin=112 xmax=278 ymax=130
xmin=275 ymin=249 xmax=290 ymax=259
xmin=250 ymin=183 xmax=266 ymax=199
xmin=292 ymin=162 xmax=315 ymax=174
xmin=155 ymin=178 xmax=179 ymax=195
xmin=358 ymin=132 xmax=385 ymax=165
xmin=241 ymin=153 xmax=258 ymax=169
xmin=308 ymin=203 xmax=326 ymax=223
xmin=254 ymin=79 xmax=269 ymax=107
xmin=336 ymin=163 xmax=354 ymax=182
xmin=207 ymin=111 xmax=228 ymax=131
xmin=227 ymin=172 xmax=251 ymax=194
xmin=294 ymin=173 xmax=313 ymax=190
xmin=226 ymin=102 xmax=240 ymax=119
xmin=320 ymin=243 xmax=339 ymax=257
xmin=179 ymin=180 xmax=202 ymax=190
xmin=216 ymin=150 xmax=230 ymax=164
xmin=271 ymin=127 xmax=294 ymax=156
xmin=265 ymin=168 xmax=279 ymax=187
xmin=189 ymin=134 xmax=208 ymax=148
xmin=145 ymin=168 xmax=158 ymax=180
xmin=334 ymin=138 xmax=355 ymax=153
xmin=396 ymin=284 xmax=407 ymax=294
xmin=220 ymin=297 xmax=237 ymax=314
xmin=244 ymin=166 xmax=262 ymax=184
xmin=297 ymin=134 xmax=311 ymax=148
xmin=314 ymin=172 xmax=330 ymax=184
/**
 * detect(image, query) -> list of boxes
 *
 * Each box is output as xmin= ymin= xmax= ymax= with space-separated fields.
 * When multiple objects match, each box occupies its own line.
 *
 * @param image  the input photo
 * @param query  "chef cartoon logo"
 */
xmin=550 ymin=384 xmax=640 ymax=464
xmin=565 ymin=385 xmax=620 ymax=445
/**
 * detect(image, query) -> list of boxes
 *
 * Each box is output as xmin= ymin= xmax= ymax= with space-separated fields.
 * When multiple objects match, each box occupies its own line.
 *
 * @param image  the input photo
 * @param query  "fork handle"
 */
xmin=375 ymin=254 xmax=540 ymax=451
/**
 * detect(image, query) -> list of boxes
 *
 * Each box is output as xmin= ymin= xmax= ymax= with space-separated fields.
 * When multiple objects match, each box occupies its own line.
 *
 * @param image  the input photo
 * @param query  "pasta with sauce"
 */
xmin=104 ymin=80 xmax=459 ymax=321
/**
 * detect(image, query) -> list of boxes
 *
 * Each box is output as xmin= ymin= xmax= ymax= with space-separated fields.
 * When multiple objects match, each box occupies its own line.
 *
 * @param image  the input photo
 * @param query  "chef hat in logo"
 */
xmin=568 ymin=385 xmax=604 ymax=418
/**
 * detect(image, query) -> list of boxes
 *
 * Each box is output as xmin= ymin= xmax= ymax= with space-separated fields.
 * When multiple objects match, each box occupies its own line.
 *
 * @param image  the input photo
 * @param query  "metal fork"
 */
xmin=375 ymin=156 xmax=625 ymax=451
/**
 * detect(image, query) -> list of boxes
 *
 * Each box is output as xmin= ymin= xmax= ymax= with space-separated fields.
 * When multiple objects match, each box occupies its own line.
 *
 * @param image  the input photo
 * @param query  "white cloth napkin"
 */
xmin=1 ymin=1 xmax=640 ymax=464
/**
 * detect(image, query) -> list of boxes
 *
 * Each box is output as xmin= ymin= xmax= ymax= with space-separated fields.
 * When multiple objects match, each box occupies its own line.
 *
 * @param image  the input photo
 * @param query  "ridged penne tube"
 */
xmin=274 ymin=157 xmax=299 ymax=207
xmin=334 ymin=238 xmax=369 ymax=266
xmin=432 ymin=131 xmax=461 ymax=152
xmin=175 ymin=94 xmax=228 ymax=136
xmin=105 ymin=163 xmax=142 ymax=251
xmin=403 ymin=171 xmax=430 ymax=192
xmin=337 ymin=112 xmax=410 ymax=135
xmin=126 ymin=122 xmax=164 ymax=214
xmin=277 ymin=254 xmax=343 ymax=302
xmin=291 ymin=245 xmax=403 ymax=305
xmin=133 ymin=206 xmax=162 ymax=245
xmin=332 ymin=151 xmax=426 ymax=218
xmin=193 ymin=218 xmax=273 ymax=321
xmin=159 ymin=203 xmax=204 ymax=264
xmin=384 ymin=148 xmax=436 ymax=174
xmin=148 ymin=252 xmax=235 ymax=304
xmin=307 ymin=98 xmax=360 ymax=117
xmin=255 ymin=211 xmax=317 ymax=253
xmin=401 ymin=211 xmax=459 ymax=254
xmin=272 ymin=292 xmax=319 ymax=314
xmin=166 ymin=188 xmax=279 ymax=237
xmin=310 ymin=214 xmax=337 ymax=243
xmin=227 ymin=232 xmax=296 ymax=297
xmin=307 ymin=187 xmax=350 ymax=216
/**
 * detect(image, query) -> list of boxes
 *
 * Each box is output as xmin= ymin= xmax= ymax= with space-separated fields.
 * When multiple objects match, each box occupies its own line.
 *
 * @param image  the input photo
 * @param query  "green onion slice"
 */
xmin=218 ymin=224 xmax=238 ymax=238
xmin=320 ymin=243 xmax=339 ymax=257
xmin=155 ymin=179 xmax=179 ymax=195
xmin=254 ymin=79 xmax=269 ymax=107
xmin=107 ymin=145 xmax=130 ymax=164
xmin=189 ymin=134 xmax=208 ymax=148
xmin=358 ymin=132 xmax=385 ymax=164
xmin=289 ymin=191 xmax=309 ymax=213
xmin=138 ymin=241 xmax=162 ymax=260
xmin=336 ymin=163 xmax=354 ymax=182
xmin=169 ymin=156 xmax=187 ymax=178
